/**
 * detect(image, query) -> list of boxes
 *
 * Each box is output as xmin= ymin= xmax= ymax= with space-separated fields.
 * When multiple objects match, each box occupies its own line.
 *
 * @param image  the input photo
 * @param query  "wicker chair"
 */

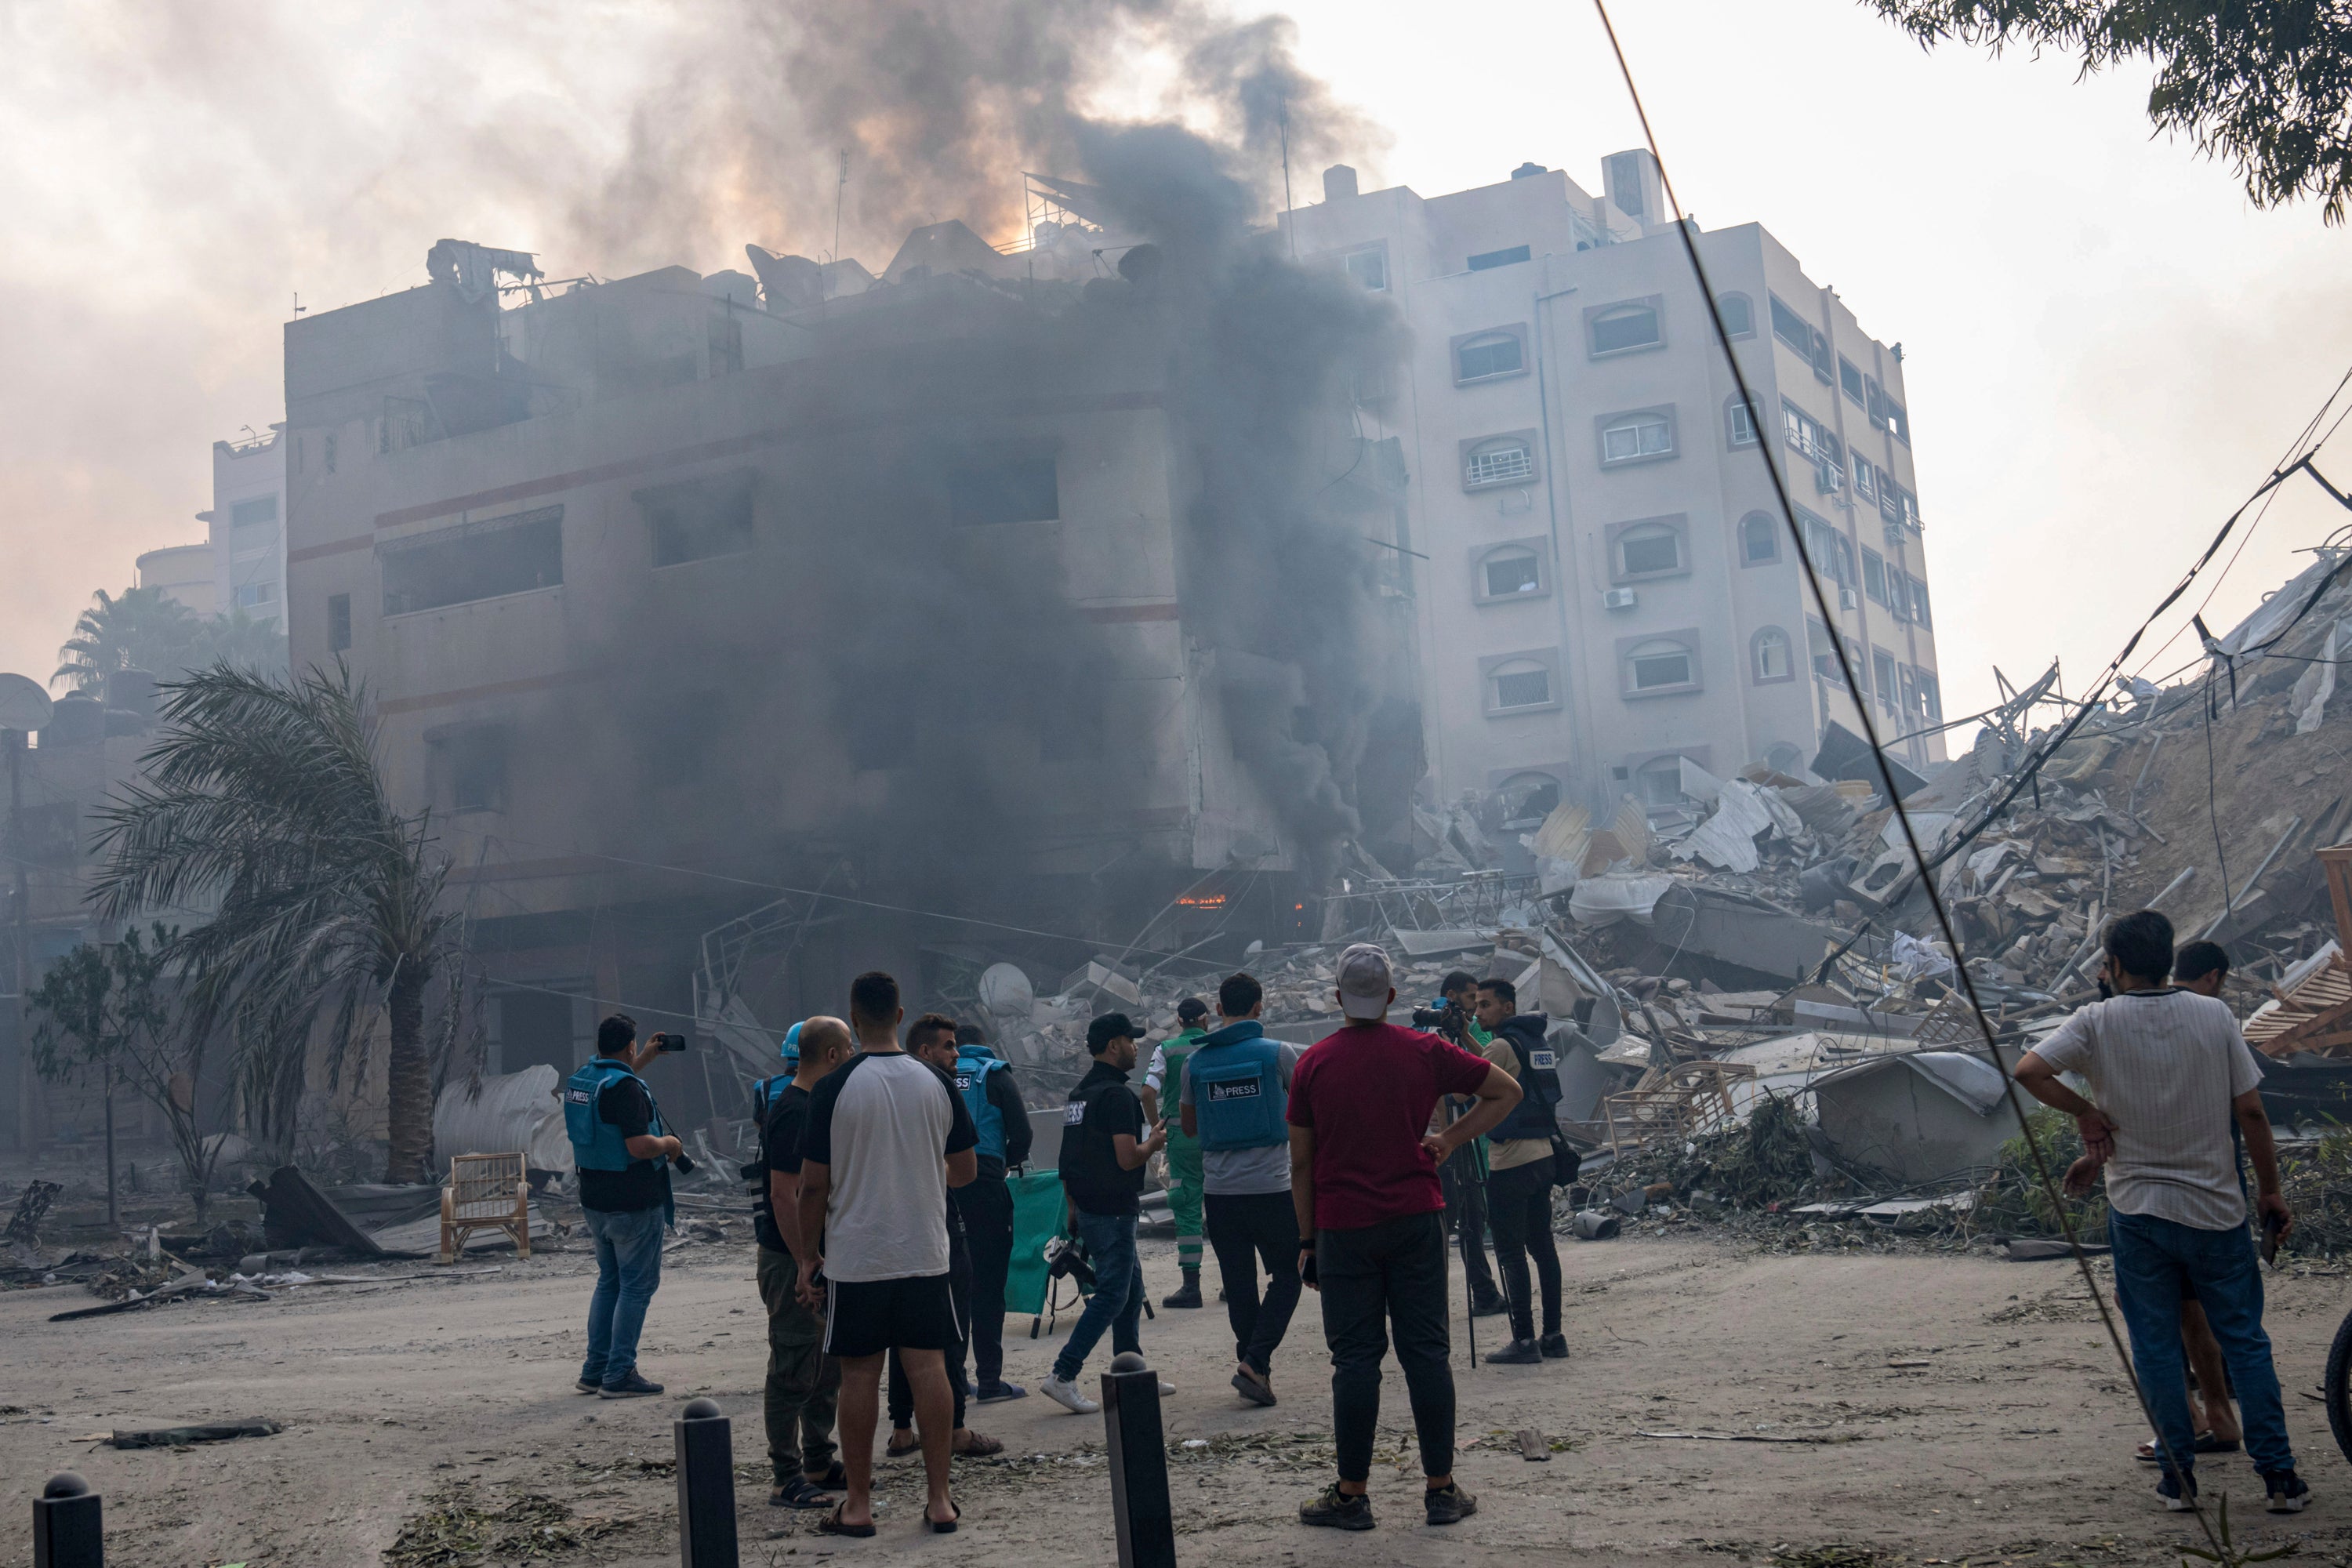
xmin=439 ymin=1152 xmax=531 ymax=1264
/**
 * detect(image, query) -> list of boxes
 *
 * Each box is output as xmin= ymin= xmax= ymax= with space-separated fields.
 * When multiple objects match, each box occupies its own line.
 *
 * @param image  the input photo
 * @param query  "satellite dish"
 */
xmin=978 ymin=963 xmax=1035 ymax=1018
xmin=0 ymin=673 xmax=53 ymax=733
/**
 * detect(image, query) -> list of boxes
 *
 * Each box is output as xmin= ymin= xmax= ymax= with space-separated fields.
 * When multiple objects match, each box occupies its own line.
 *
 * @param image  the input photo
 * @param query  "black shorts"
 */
xmin=822 ymin=1272 xmax=963 ymax=1359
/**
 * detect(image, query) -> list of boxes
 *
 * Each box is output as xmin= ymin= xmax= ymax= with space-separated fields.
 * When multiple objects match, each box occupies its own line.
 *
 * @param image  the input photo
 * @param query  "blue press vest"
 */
xmin=754 ymin=1073 xmax=793 ymax=1120
xmin=564 ymin=1059 xmax=666 ymax=1172
xmin=1491 ymin=1022 xmax=1565 ymax=1143
xmin=1189 ymin=1025 xmax=1287 ymax=1151
xmin=954 ymin=1044 xmax=1007 ymax=1161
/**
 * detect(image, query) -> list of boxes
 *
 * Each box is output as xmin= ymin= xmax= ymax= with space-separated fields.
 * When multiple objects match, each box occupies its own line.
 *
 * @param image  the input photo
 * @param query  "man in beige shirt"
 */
xmin=1468 ymin=978 xmax=1566 ymax=1365
xmin=2015 ymin=909 xmax=2304 ymax=1515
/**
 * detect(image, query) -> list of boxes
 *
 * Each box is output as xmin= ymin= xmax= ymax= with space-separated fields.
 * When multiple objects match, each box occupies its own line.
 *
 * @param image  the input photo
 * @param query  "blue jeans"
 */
xmin=581 ymin=1204 xmax=666 ymax=1386
xmin=1052 ymin=1210 xmax=1143 ymax=1383
xmin=2109 ymin=1209 xmax=2295 ymax=1479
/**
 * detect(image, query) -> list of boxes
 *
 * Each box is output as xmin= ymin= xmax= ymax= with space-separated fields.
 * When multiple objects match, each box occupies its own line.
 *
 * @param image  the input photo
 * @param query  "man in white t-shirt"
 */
xmin=2016 ymin=909 xmax=2306 ymax=1515
xmin=797 ymin=971 xmax=978 ymax=1537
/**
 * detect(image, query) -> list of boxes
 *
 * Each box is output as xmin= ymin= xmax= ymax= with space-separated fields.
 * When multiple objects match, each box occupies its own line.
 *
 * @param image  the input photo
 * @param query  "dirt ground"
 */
xmin=9 ymin=1228 xmax=2352 ymax=1568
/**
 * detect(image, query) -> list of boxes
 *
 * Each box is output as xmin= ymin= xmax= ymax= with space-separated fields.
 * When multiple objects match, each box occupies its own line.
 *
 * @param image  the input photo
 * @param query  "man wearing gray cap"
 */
xmin=1286 ymin=942 xmax=1523 ymax=1531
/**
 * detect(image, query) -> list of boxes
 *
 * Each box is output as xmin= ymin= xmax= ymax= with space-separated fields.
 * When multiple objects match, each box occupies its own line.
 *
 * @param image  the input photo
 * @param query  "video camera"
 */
xmin=1410 ymin=997 xmax=1472 ymax=1046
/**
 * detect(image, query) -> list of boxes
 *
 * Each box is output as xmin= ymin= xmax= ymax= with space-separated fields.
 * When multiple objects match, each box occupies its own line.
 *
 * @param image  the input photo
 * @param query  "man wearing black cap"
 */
xmin=1040 ymin=1012 xmax=1169 ymax=1414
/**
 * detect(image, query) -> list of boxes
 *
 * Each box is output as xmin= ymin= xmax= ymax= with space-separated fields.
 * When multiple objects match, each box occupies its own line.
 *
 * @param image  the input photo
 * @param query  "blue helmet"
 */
xmin=781 ymin=1021 xmax=804 ymax=1065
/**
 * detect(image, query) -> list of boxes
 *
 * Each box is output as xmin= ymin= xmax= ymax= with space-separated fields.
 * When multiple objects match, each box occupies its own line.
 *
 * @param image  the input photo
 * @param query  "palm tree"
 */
xmin=187 ymin=611 xmax=290 ymax=682
xmin=89 ymin=662 xmax=461 ymax=1183
xmin=53 ymin=586 xmax=198 ymax=692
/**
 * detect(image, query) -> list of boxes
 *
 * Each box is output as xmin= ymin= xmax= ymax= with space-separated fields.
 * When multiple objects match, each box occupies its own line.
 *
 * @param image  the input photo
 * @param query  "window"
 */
xmin=1769 ymin=292 xmax=1832 ymax=380
xmin=1781 ymin=398 xmax=1831 ymax=460
xmin=1726 ymin=395 xmax=1759 ymax=448
xmin=1851 ymin=452 xmax=1879 ymax=503
xmin=323 ymin=433 xmax=337 ymax=474
xmin=1717 ymin=293 xmax=1754 ymax=337
xmin=233 ymin=581 xmax=274 ymax=609
xmin=1462 ymin=435 xmax=1534 ymax=488
xmin=1613 ymin=519 xmax=1684 ymax=579
xmin=1838 ymin=356 xmax=1865 ymax=406
xmin=1454 ymin=329 xmax=1526 ymax=382
xmin=1588 ymin=299 xmax=1662 ymax=356
xmin=1913 ymin=666 xmax=1942 ymax=724
xmin=1865 ymin=376 xmax=1888 ymax=430
xmin=1482 ymin=549 xmax=1543 ymax=598
xmin=1599 ymin=411 xmax=1675 ymax=465
xmin=948 ymin=456 xmax=1058 ymax=525
xmin=1886 ymin=397 xmax=1911 ymax=445
xmin=1488 ymin=659 xmax=1554 ymax=711
xmin=1906 ymin=574 xmax=1931 ymax=629
xmin=1808 ymin=617 xmax=1847 ymax=688
xmin=1872 ymin=647 xmax=1900 ymax=713
xmin=641 ymin=472 xmax=755 ymax=564
xmin=1752 ymin=626 xmax=1794 ymax=683
xmin=1798 ymin=510 xmax=1853 ymax=585
xmin=1622 ymin=637 xmax=1698 ymax=695
xmin=1342 ymin=247 xmax=1387 ymax=291
xmin=1498 ymin=772 xmax=1562 ymax=824
xmin=1861 ymin=548 xmax=1889 ymax=605
xmin=446 ymin=728 xmax=507 ymax=813
xmin=644 ymin=690 xmax=725 ymax=779
xmin=380 ymin=506 xmax=563 ymax=616
xmin=328 ymin=593 xmax=351 ymax=652
xmin=230 ymin=495 xmax=278 ymax=528
xmin=1468 ymin=245 xmax=1532 ymax=271
xmin=1635 ymin=756 xmax=1686 ymax=806
xmin=1740 ymin=511 xmax=1779 ymax=564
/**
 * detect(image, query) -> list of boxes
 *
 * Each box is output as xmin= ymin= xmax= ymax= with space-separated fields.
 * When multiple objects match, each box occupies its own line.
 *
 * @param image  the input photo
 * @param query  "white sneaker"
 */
xmin=1040 ymin=1374 xmax=1099 ymax=1414
xmin=1157 ymin=1379 xmax=1176 ymax=1396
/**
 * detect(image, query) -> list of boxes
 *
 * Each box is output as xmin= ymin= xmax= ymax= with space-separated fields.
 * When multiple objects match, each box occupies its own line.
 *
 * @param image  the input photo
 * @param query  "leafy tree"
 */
xmin=27 ymin=924 xmax=220 ymax=1221
xmin=1866 ymin=0 xmax=2352 ymax=221
xmin=89 ymin=663 xmax=462 ymax=1184
xmin=187 ymin=612 xmax=289 ymax=682
xmin=53 ymin=586 xmax=198 ymax=693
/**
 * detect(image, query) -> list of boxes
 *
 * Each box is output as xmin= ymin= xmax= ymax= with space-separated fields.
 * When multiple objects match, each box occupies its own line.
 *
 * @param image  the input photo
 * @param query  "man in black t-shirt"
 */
xmin=755 ymin=1016 xmax=852 ymax=1509
xmin=1039 ymin=1014 xmax=1167 ymax=1415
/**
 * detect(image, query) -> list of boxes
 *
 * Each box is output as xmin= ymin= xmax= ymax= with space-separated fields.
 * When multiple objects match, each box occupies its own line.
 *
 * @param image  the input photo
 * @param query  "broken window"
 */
xmin=328 ymin=593 xmax=352 ymax=652
xmin=1497 ymin=772 xmax=1561 ymax=824
xmin=948 ymin=457 xmax=1059 ymax=526
xmin=1753 ymin=627 xmax=1793 ymax=682
xmin=1886 ymin=397 xmax=1911 ymax=445
xmin=1907 ymin=574 xmax=1932 ymax=629
xmin=1914 ymin=666 xmax=1942 ymax=723
xmin=1455 ymin=331 xmax=1524 ymax=381
xmin=1798 ymin=512 xmax=1853 ymax=585
xmin=1601 ymin=412 xmax=1673 ymax=464
xmin=641 ymin=472 xmax=755 ymax=566
xmin=1483 ymin=550 xmax=1542 ymax=598
xmin=1624 ymin=637 xmax=1697 ymax=694
xmin=1468 ymin=245 xmax=1532 ymax=271
xmin=380 ymin=506 xmax=563 ymax=616
xmin=1342 ymin=247 xmax=1388 ymax=291
xmin=1635 ymin=756 xmax=1686 ymax=806
xmin=1464 ymin=437 xmax=1534 ymax=487
xmin=1589 ymin=302 xmax=1661 ymax=355
xmin=430 ymin=725 xmax=509 ymax=814
xmin=1808 ymin=618 xmax=1848 ymax=688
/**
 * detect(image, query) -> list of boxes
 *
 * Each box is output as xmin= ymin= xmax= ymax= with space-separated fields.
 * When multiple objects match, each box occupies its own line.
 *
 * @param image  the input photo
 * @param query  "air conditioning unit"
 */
xmin=1838 ymin=585 xmax=1858 ymax=611
xmin=1883 ymin=522 xmax=1905 ymax=549
xmin=1813 ymin=459 xmax=1839 ymax=495
xmin=1602 ymin=586 xmax=1639 ymax=611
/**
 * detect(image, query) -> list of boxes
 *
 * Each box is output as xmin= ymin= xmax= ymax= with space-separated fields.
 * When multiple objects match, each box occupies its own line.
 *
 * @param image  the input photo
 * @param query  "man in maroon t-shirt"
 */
xmin=1286 ymin=942 xmax=1520 ymax=1532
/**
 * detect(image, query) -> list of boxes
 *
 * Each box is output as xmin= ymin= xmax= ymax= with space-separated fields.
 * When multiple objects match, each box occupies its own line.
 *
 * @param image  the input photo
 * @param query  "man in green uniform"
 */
xmin=1142 ymin=996 xmax=1210 ymax=1307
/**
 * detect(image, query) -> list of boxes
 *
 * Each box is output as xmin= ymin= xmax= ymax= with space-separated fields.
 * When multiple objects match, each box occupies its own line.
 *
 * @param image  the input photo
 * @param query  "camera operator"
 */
xmin=565 ymin=1013 xmax=684 ymax=1399
xmin=1410 ymin=972 xmax=1503 ymax=1319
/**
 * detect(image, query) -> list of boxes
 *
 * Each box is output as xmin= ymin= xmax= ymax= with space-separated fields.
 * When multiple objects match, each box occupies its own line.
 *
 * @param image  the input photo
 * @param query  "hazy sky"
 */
xmin=3 ymin=0 xmax=2347 ymax=735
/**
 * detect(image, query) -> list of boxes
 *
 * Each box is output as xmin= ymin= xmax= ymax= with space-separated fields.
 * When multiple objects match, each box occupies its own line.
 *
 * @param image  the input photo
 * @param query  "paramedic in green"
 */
xmin=1142 ymin=996 xmax=1211 ymax=1307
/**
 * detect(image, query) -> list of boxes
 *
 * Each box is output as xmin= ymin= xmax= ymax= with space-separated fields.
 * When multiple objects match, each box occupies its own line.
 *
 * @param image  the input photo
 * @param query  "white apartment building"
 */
xmin=200 ymin=426 xmax=288 ymax=622
xmin=1284 ymin=153 xmax=1944 ymax=826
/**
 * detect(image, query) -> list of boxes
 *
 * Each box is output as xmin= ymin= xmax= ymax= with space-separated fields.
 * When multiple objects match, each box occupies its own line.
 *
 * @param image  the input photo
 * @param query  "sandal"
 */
xmin=804 ymin=1461 xmax=848 ymax=1489
xmin=817 ymin=1503 xmax=877 ymax=1538
xmin=925 ymin=1497 xmax=962 ymax=1534
xmin=953 ymin=1432 xmax=1004 ymax=1457
xmin=2136 ymin=1432 xmax=2238 ymax=1461
xmin=768 ymin=1477 xmax=835 ymax=1510
xmin=885 ymin=1432 xmax=921 ymax=1459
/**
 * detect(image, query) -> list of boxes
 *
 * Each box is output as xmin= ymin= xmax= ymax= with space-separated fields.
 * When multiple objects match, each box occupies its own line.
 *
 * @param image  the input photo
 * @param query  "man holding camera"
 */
xmin=566 ymin=1013 xmax=684 ymax=1399
xmin=1420 ymin=973 xmax=1503 ymax=1319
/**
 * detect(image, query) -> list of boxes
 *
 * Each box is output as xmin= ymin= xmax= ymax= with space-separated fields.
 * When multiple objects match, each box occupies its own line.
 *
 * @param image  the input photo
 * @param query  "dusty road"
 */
xmin=6 ymin=1229 xmax=2352 ymax=1567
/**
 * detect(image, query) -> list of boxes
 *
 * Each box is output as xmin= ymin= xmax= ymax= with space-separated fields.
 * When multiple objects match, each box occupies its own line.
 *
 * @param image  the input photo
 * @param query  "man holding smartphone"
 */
xmin=2015 ymin=910 xmax=2307 ymax=1515
xmin=565 ymin=1013 xmax=684 ymax=1399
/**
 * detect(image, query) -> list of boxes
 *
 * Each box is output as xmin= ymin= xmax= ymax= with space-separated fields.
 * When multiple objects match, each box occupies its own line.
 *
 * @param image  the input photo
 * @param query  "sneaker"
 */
xmin=975 ymin=1380 xmax=1028 ymax=1403
xmin=1300 ymin=1484 xmax=1374 ymax=1531
xmin=1233 ymin=1366 xmax=1277 ymax=1407
xmin=600 ymin=1370 xmax=664 ymax=1399
xmin=1039 ymin=1374 xmax=1099 ymax=1414
xmin=575 ymin=1377 xmax=602 ymax=1395
xmin=2157 ymin=1471 xmax=2198 ymax=1513
xmin=1469 ymin=1292 xmax=1507 ymax=1318
xmin=1425 ymin=1482 xmax=1478 ymax=1526
xmin=1483 ymin=1338 xmax=1543 ymax=1365
xmin=1538 ymin=1333 xmax=1570 ymax=1359
xmin=1163 ymin=1281 xmax=1203 ymax=1308
xmin=2263 ymin=1468 xmax=2311 ymax=1513
xmin=1157 ymin=1379 xmax=1177 ymax=1396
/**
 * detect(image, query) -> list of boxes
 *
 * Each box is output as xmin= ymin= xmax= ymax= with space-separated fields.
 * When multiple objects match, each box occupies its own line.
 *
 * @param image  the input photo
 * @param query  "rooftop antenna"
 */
xmin=830 ymin=149 xmax=848 ymax=296
xmin=1278 ymin=98 xmax=1297 ymax=260
xmin=292 ymin=292 xmax=305 ymax=318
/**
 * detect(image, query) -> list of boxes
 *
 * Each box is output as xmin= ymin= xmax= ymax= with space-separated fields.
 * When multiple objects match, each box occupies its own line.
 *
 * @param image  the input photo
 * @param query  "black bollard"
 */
xmin=34 ymin=1472 xmax=102 ymax=1568
xmin=673 ymin=1397 xmax=739 ymax=1568
xmin=1101 ymin=1351 xmax=1176 ymax=1568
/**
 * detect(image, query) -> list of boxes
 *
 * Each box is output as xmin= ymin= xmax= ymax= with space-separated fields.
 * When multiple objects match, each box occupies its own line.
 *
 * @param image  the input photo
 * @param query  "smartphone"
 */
xmin=2262 ymin=1208 xmax=2285 ymax=1265
xmin=652 ymin=1031 xmax=688 ymax=1053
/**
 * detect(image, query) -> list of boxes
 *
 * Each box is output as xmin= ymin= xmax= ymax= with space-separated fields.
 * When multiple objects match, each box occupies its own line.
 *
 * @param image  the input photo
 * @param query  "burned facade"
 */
xmin=281 ymin=219 xmax=1419 ymax=1121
